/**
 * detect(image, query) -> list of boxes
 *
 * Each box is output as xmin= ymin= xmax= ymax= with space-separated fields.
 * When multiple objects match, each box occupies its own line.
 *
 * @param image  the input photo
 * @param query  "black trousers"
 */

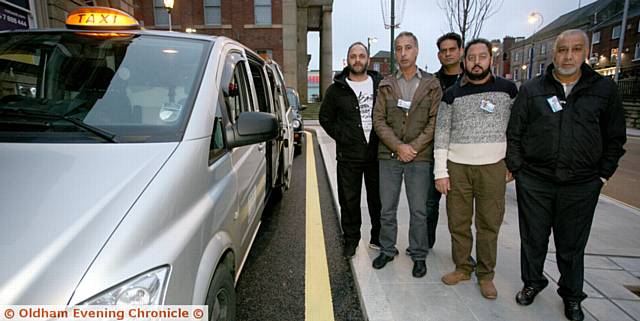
xmin=426 ymin=162 xmax=442 ymax=248
xmin=337 ymin=160 xmax=382 ymax=245
xmin=515 ymin=170 xmax=602 ymax=302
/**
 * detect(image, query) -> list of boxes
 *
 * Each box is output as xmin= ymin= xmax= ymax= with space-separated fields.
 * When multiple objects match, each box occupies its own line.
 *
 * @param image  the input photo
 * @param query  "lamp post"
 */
xmin=492 ymin=46 xmax=499 ymax=76
xmin=164 ymin=0 xmax=174 ymax=32
xmin=527 ymin=11 xmax=543 ymax=79
xmin=367 ymin=37 xmax=378 ymax=57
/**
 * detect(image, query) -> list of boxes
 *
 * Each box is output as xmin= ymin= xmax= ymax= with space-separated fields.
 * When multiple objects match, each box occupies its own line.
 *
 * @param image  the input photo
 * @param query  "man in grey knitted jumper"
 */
xmin=433 ymin=38 xmax=517 ymax=299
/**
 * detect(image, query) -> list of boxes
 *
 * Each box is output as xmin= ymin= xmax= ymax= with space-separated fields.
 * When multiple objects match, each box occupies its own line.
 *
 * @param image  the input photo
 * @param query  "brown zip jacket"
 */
xmin=373 ymin=69 xmax=442 ymax=161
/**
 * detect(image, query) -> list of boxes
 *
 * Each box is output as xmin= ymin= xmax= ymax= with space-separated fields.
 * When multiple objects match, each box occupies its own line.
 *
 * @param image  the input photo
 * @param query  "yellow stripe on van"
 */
xmin=304 ymin=131 xmax=335 ymax=321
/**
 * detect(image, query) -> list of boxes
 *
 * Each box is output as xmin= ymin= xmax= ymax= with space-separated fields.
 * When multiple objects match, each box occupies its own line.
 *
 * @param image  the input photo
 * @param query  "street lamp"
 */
xmin=164 ymin=0 xmax=174 ymax=32
xmin=367 ymin=37 xmax=378 ymax=57
xmin=527 ymin=11 xmax=544 ymax=79
xmin=492 ymin=46 xmax=499 ymax=75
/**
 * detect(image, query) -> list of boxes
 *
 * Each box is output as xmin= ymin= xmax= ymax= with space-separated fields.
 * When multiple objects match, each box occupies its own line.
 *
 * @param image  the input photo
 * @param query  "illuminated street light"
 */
xmin=527 ymin=11 xmax=544 ymax=79
xmin=164 ymin=0 xmax=174 ymax=32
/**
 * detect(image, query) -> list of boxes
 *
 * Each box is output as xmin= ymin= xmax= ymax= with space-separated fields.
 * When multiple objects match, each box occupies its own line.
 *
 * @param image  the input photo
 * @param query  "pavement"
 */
xmin=308 ymin=120 xmax=640 ymax=321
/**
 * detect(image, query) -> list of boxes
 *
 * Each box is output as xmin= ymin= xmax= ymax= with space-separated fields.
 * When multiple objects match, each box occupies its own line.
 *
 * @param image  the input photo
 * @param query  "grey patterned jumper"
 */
xmin=433 ymin=76 xmax=518 ymax=179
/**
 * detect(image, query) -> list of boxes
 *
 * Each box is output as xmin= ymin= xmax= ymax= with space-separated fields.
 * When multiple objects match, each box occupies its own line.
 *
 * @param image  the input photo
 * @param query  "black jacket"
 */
xmin=506 ymin=63 xmax=626 ymax=183
xmin=320 ymin=68 xmax=384 ymax=162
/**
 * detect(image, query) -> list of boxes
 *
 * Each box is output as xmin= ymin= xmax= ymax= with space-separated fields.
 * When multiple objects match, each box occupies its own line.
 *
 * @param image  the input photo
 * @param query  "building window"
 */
xmin=153 ymin=0 xmax=169 ymax=26
xmin=592 ymin=31 xmax=600 ymax=44
xmin=540 ymin=43 xmax=546 ymax=55
xmin=538 ymin=63 xmax=545 ymax=75
xmin=373 ymin=62 xmax=381 ymax=71
xmin=513 ymin=67 xmax=519 ymax=81
xmin=612 ymin=25 xmax=621 ymax=39
xmin=514 ymin=52 xmax=519 ymax=62
xmin=635 ymin=42 xmax=640 ymax=60
xmin=204 ymin=0 xmax=222 ymax=26
xmin=611 ymin=48 xmax=618 ymax=62
xmin=255 ymin=0 xmax=272 ymax=25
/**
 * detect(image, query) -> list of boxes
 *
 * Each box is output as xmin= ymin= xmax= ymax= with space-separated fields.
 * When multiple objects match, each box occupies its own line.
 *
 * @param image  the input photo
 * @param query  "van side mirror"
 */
xmin=225 ymin=112 xmax=278 ymax=149
xmin=299 ymin=104 xmax=307 ymax=111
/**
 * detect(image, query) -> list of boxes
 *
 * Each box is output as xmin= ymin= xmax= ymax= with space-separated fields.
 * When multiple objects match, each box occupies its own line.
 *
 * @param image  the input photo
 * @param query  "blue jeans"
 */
xmin=378 ymin=159 xmax=431 ymax=260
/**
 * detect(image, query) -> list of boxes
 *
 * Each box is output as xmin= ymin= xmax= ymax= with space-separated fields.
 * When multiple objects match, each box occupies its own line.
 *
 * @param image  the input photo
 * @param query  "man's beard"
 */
xmin=466 ymin=65 xmax=490 ymax=80
xmin=555 ymin=64 xmax=579 ymax=76
xmin=348 ymin=62 xmax=368 ymax=75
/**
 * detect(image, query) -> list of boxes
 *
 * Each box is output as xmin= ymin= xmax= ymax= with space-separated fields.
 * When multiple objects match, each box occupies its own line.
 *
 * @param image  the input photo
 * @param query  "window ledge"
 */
xmin=194 ymin=24 xmax=233 ymax=29
xmin=244 ymin=24 xmax=283 ymax=29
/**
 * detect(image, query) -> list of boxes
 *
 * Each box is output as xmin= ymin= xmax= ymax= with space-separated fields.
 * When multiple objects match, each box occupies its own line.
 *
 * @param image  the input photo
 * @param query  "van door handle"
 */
xmin=258 ymin=143 xmax=264 ymax=151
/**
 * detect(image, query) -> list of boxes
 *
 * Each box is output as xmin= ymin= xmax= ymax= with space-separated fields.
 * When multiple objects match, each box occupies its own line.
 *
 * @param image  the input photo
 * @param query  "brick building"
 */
xmin=507 ymin=0 xmax=635 ymax=85
xmin=134 ymin=0 xmax=334 ymax=103
xmin=589 ymin=6 xmax=640 ymax=79
xmin=135 ymin=0 xmax=285 ymax=67
xmin=370 ymin=50 xmax=391 ymax=75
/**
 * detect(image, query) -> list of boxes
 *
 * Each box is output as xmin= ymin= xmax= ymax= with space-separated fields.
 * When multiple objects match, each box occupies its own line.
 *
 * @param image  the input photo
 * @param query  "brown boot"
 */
xmin=441 ymin=271 xmax=471 ymax=285
xmin=479 ymin=279 xmax=497 ymax=299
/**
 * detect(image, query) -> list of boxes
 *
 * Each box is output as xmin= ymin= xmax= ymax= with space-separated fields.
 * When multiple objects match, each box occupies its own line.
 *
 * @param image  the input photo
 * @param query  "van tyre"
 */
xmin=206 ymin=262 xmax=236 ymax=321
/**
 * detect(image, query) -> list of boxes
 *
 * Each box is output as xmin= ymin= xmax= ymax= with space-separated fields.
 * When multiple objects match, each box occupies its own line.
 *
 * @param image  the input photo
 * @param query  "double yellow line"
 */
xmin=304 ymin=131 xmax=335 ymax=321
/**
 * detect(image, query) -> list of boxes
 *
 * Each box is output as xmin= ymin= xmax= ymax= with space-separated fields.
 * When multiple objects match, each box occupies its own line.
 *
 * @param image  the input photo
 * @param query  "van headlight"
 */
xmin=81 ymin=266 xmax=169 ymax=305
xmin=292 ymin=119 xmax=301 ymax=129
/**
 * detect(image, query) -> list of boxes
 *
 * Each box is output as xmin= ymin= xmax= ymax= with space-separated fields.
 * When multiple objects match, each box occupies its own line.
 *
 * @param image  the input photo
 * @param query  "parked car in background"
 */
xmin=0 ymin=7 xmax=285 ymax=321
xmin=286 ymin=87 xmax=305 ymax=155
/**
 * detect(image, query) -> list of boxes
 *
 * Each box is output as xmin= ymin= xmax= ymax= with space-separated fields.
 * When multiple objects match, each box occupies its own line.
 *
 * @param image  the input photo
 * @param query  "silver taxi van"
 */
xmin=0 ymin=7 xmax=288 ymax=321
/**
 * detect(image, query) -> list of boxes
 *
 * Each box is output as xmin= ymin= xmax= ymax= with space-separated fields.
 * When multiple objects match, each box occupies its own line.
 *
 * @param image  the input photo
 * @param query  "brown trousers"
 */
xmin=446 ymin=160 xmax=506 ymax=280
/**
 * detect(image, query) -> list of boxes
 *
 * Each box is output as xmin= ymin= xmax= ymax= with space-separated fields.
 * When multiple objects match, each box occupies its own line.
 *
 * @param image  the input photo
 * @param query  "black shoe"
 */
xmin=343 ymin=242 xmax=357 ymax=258
xmin=412 ymin=260 xmax=427 ymax=278
xmin=405 ymin=247 xmax=410 ymax=256
xmin=515 ymin=286 xmax=542 ymax=306
xmin=372 ymin=253 xmax=395 ymax=269
xmin=469 ymin=256 xmax=477 ymax=270
xmin=563 ymin=300 xmax=584 ymax=321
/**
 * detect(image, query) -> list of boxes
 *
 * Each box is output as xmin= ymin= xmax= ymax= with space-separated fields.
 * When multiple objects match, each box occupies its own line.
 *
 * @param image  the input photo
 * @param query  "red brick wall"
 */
xmin=134 ymin=0 xmax=284 ymax=65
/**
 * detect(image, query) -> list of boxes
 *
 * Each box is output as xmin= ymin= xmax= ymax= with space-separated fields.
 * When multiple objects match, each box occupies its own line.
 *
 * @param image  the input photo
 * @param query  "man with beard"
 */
xmin=433 ymin=38 xmax=517 ymax=299
xmin=372 ymin=32 xmax=442 ymax=278
xmin=507 ymin=29 xmax=626 ymax=321
xmin=320 ymin=42 xmax=384 ymax=258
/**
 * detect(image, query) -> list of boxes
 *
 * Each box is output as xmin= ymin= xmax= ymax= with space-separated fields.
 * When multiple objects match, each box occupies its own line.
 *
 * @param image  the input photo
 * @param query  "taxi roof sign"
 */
xmin=66 ymin=7 xmax=140 ymax=30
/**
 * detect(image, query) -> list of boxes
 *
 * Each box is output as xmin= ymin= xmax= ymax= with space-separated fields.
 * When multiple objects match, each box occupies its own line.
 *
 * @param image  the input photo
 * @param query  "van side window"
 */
xmin=209 ymin=105 xmax=225 ymax=164
xmin=248 ymin=60 xmax=271 ymax=113
xmin=222 ymin=55 xmax=252 ymax=122
xmin=265 ymin=68 xmax=282 ymax=122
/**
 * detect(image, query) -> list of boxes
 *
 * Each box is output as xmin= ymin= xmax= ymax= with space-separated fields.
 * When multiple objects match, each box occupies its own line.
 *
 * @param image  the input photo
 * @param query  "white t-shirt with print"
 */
xmin=346 ymin=76 xmax=374 ymax=143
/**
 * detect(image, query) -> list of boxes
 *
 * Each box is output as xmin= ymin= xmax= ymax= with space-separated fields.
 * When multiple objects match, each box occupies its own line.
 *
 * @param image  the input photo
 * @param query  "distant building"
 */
xmin=589 ymin=5 xmax=640 ymax=79
xmin=508 ymin=0 xmax=637 ymax=85
xmin=370 ymin=50 xmax=391 ymax=75
xmin=307 ymin=70 xmax=320 ymax=103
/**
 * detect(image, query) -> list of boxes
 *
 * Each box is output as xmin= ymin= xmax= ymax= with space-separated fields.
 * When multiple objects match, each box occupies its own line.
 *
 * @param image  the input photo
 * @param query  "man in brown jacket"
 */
xmin=372 ymin=31 xmax=442 ymax=278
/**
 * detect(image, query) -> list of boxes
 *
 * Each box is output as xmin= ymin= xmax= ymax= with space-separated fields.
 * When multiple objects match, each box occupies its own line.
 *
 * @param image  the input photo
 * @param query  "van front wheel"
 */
xmin=206 ymin=263 xmax=236 ymax=321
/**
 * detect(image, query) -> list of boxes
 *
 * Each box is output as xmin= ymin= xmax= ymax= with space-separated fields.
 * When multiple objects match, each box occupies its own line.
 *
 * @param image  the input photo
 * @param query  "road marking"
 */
xmin=304 ymin=131 xmax=335 ymax=321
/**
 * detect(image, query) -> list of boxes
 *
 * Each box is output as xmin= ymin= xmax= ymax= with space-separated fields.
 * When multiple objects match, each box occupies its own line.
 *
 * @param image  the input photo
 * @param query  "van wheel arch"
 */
xmin=205 ymin=252 xmax=236 ymax=321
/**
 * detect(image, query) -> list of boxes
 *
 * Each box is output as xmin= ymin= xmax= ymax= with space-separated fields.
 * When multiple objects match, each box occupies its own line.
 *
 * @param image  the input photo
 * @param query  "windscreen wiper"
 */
xmin=0 ymin=107 xmax=119 ymax=143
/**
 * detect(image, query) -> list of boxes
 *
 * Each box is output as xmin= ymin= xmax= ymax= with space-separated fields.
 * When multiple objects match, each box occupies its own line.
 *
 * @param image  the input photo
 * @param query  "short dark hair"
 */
xmin=464 ymin=38 xmax=493 ymax=57
xmin=347 ymin=41 xmax=368 ymax=57
xmin=436 ymin=32 xmax=462 ymax=50
xmin=394 ymin=31 xmax=419 ymax=49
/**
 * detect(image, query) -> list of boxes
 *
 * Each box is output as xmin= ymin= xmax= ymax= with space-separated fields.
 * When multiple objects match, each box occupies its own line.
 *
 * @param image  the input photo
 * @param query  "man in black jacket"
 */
xmin=320 ymin=42 xmax=384 ymax=258
xmin=506 ymin=29 xmax=626 ymax=321
xmin=428 ymin=32 xmax=463 ymax=249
